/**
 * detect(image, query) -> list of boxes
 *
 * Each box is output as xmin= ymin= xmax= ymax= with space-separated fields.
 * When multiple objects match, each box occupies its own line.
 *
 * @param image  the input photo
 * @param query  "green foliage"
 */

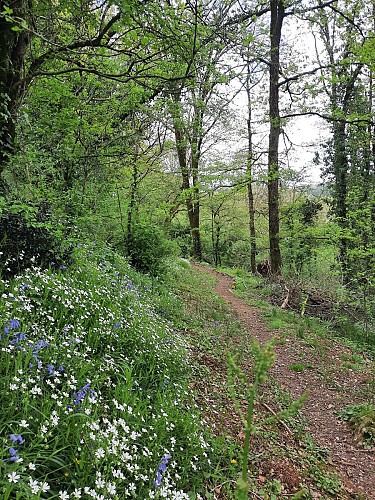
xmin=339 ymin=404 xmax=375 ymax=447
xmin=0 ymin=200 xmax=71 ymax=278
xmin=228 ymin=341 xmax=306 ymax=500
xmin=125 ymin=222 xmax=179 ymax=276
xmin=0 ymin=245 xmax=214 ymax=498
xmin=281 ymin=197 xmax=323 ymax=277
xmin=168 ymin=219 xmax=192 ymax=259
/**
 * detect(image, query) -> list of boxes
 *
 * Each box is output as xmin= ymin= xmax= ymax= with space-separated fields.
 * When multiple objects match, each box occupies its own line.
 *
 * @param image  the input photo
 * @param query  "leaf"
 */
xmin=2 ymin=6 xmax=13 ymax=15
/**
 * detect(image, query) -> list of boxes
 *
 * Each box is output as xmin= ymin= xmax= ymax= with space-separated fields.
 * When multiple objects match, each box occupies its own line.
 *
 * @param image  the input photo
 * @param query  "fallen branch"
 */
xmin=261 ymin=402 xmax=294 ymax=436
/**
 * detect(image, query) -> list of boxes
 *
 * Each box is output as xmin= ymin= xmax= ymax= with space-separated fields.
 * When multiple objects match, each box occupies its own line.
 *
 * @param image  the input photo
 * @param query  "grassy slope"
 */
xmin=165 ymin=262 xmax=375 ymax=499
xmin=0 ymin=248 xmax=215 ymax=500
xmin=2 ymin=251 xmax=373 ymax=499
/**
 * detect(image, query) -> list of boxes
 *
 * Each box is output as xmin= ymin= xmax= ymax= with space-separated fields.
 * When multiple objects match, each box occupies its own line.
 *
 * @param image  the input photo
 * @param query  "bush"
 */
xmin=126 ymin=222 xmax=178 ymax=276
xmin=0 ymin=201 xmax=71 ymax=278
xmin=224 ymin=239 xmax=252 ymax=269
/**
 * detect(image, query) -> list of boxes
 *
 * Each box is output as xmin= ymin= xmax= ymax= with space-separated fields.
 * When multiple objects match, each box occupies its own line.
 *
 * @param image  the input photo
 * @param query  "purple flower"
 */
xmin=10 ymin=434 xmax=24 ymax=444
xmin=33 ymin=340 xmax=49 ymax=352
xmin=153 ymin=454 xmax=172 ymax=489
xmin=9 ymin=319 xmax=20 ymax=329
xmin=159 ymin=454 xmax=172 ymax=471
xmin=30 ymin=355 xmax=42 ymax=369
xmin=9 ymin=447 xmax=19 ymax=462
xmin=10 ymin=331 xmax=26 ymax=344
xmin=153 ymin=471 xmax=163 ymax=488
xmin=47 ymin=365 xmax=55 ymax=376
xmin=72 ymin=382 xmax=96 ymax=407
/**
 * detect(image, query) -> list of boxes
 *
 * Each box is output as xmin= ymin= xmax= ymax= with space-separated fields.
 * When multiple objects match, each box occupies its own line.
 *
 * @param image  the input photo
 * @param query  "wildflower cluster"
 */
xmin=0 ymin=245 xmax=212 ymax=498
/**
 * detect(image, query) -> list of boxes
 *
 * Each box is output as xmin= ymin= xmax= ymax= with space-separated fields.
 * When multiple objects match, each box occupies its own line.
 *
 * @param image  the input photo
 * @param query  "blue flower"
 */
xmin=9 ymin=447 xmax=19 ymax=462
xmin=20 ymin=283 xmax=30 ymax=294
xmin=33 ymin=340 xmax=49 ymax=352
xmin=47 ymin=364 xmax=55 ymax=376
xmin=10 ymin=434 xmax=24 ymax=444
xmin=72 ymin=382 xmax=96 ymax=407
xmin=162 ymin=379 xmax=170 ymax=390
xmin=153 ymin=454 xmax=172 ymax=489
xmin=30 ymin=355 xmax=42 ymax=369
xmin=10 ymin=331 xmax=26 ymax=345
xmin=9 ymin=319 xmax=20 ymax=329
xmin=153 ymin=471 xmax=163 ymax=488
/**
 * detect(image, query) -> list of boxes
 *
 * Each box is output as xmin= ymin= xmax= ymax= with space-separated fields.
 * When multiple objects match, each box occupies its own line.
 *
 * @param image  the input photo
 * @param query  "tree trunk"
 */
xmin=172 ymin=91 xmax=203 ymax=261
xmin=126 ymin=154 xmax=138 ymax=255
xmin=0 ymin=0 xmax=30 ymax=185
xmin=245 ymin=63 xmax=257 ymax=274
xmin=267 ymin=0 xmax=284 ymax=275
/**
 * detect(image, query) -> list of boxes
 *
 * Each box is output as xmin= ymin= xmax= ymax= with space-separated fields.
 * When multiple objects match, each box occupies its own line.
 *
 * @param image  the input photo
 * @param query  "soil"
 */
xmin=191 ymin=263 xmax=375 ymax=499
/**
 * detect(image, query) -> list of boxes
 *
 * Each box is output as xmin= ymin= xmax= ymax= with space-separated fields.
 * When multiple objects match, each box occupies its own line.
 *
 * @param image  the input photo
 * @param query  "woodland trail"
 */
xmin=192 ymin=263 xmax=375 ymax=499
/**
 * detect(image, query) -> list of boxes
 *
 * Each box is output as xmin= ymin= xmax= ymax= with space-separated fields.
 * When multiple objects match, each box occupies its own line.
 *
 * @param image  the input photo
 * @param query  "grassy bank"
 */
xmin=0 ymin=246 xmax=214 ymax=499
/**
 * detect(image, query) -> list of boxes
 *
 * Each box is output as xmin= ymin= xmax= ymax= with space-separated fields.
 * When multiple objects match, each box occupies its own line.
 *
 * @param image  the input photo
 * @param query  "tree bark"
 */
xmin=172 ymin=92 xmax=202 ymax=260
xmin=0 ymin=0 xmax=30 ymax=185
xmin=267 ymin=0 xmax=284 ymax=275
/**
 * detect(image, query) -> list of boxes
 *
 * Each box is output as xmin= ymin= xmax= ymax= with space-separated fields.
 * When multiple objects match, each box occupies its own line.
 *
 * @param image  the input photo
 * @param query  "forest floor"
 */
xmin=188 ymin=263 xmax=375 ymax=499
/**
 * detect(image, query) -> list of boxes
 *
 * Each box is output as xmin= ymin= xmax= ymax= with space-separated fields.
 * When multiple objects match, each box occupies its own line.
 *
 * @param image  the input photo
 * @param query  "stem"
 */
xmin=241 ymin=382 xmax=257 ymax=484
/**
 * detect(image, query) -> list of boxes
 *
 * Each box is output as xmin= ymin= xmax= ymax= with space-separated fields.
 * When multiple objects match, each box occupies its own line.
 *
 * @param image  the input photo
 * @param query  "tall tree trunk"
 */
xmin=332 ymin=120 xmax=348 ymax=277
xmin=172 ymin=91 xmax=202 ymax=261
xmin=245 ymin=63 xmax=257 ymax=274
xmin=175 ymin=124 xmax=202 ymax=260
xmin=267 ymin=0 xmax=284 ymax=275
xmin=0 ymin=0 xmax=30 ymax=186
xmin=173 ymin=123 xmax=202 ymax=261
xmin=190 ymin=119 xmax=203 ymax=261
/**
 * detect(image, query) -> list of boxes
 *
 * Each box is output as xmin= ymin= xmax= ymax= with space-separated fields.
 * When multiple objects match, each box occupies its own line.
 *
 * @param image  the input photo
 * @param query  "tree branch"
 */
xmin=278 ymin=64 xmax=332 ymax=87
xmin=281 ymin=110 xmax=373 ymax=126
xmin=26 ymin=12 xmax=121 ymax=81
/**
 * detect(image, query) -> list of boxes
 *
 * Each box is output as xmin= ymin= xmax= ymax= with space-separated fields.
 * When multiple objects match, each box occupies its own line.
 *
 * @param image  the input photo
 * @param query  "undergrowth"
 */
xmin=163 ymin=262 xmax=349 ymax=499
xmin=0 ymin=246 xmax=215 ymax=499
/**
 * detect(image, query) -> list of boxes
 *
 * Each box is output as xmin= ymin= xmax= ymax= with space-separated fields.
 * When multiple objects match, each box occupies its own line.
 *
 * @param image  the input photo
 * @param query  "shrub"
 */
xmin=0 ymin=201 xmax=71 ymax=278
xmin=126 ymin=222 xmax=178 ymax=276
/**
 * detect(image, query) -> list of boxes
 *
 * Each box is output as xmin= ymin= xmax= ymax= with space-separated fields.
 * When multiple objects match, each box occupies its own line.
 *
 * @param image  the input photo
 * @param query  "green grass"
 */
xmin=290 ymin=363 xmax=309 ymax=372
xmin=163 ymin=262 xmax=349 ymax=499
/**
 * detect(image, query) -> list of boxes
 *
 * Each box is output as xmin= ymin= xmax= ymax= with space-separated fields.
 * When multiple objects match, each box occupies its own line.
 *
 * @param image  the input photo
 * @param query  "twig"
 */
xmin=333 ymin=459 xmax=356 ymax=466
xmin=281 ymin=285 xmax=290 ymax=309
xmin=261 ymin=402 xmax=294 ymax=435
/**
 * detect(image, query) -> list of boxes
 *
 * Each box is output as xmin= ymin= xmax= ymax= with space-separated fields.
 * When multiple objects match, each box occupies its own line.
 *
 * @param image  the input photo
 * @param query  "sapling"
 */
xmin=228 ymin=339 xmax=306 ymax=499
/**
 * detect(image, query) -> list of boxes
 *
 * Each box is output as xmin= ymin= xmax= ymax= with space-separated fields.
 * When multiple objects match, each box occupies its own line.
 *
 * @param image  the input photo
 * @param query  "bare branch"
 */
xmin=281 ymin=110 xmax=373 ymax=126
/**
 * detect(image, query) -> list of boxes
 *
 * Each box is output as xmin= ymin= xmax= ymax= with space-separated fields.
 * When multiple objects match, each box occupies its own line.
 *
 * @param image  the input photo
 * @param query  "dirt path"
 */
xmin=192 ymin=263 xmax=375 ymax=499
